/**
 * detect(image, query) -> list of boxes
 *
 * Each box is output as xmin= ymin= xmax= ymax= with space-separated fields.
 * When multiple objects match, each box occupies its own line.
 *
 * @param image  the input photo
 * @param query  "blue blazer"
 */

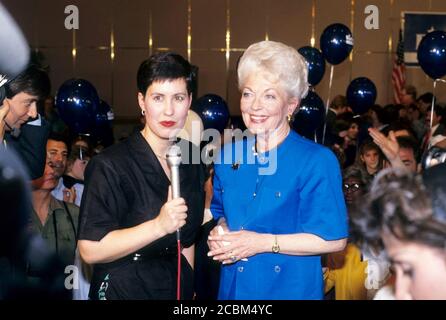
xmin=211 ymin=130 xmax=348 ymax=300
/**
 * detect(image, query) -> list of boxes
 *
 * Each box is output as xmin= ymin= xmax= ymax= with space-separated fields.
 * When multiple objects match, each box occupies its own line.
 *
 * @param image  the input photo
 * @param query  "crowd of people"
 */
xmin=1 ymin=39 xmax=445 ymax=300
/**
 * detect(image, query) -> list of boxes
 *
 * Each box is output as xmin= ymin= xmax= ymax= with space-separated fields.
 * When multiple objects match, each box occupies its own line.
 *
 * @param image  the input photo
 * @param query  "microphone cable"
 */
xmin=177 ymin=233 xmax=181 ymax=300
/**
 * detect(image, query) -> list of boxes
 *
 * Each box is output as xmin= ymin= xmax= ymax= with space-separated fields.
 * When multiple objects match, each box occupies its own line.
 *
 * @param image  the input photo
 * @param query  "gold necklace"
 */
xmin=141 ymin=129 xmax=170 ymax=161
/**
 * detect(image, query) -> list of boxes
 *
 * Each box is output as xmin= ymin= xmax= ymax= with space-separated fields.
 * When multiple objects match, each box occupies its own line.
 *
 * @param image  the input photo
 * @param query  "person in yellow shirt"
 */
xmin=325 ymin=242 xmax=367 ymax=300
xmin=324 ymin=165 xmax=391 ymax=300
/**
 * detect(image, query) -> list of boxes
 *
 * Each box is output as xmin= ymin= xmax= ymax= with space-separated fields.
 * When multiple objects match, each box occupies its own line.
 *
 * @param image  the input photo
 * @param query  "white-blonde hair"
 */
xmin=237 ymin=40 xmax=309 ymax=100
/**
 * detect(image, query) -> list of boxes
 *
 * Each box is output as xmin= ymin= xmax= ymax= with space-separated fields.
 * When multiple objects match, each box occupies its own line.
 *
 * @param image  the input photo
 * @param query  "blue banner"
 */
xmin=403 ymin=12 xmax=446 ymax=67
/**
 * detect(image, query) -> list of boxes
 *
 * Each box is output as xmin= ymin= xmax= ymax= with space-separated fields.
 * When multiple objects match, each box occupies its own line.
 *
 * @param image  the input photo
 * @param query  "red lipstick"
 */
xmin=160 ymin=121 xmax=176 ymax=127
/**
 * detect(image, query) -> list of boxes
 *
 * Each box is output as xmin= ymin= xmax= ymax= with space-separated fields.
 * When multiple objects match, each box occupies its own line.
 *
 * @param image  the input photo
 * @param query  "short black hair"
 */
xmin=417 ymin=92 xmax=434 ymax=104
xmin=137 ymin=52 xmax=192 ymax=95
xmin=5 ymin=64 xmax=50 ymax=100
xmin=397 ymin=135 xmax=420 ymax=161
xmin=48 ymin=132 xmax=69 ymax=151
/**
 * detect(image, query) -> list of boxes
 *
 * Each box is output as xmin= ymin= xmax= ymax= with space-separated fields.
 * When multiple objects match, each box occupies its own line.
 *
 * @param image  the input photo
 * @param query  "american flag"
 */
xmin=392 ymin=29 xmax=406 ymax=104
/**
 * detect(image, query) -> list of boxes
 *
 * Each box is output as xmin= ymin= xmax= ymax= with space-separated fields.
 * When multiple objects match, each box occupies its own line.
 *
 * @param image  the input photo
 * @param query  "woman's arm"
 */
xmin=79 ymin=194 xmax=188 ymax=264
xmin=79 ymin=219 xmax=166 ymax=264
xmin=208 ymin=231 xmax=346 ymax=264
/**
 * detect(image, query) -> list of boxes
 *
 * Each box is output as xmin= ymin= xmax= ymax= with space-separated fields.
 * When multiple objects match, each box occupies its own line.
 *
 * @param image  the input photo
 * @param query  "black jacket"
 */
xmin=78 ymin=132 xmax=205 ymax=299
xmin=4 ymin=119 xmax=50 ymax=180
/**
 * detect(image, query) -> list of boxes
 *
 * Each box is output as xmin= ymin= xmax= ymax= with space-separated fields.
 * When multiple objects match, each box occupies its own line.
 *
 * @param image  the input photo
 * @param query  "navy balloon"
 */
xmin=320 ymin=23 xmax=354 ymax=65
xmin=291 ymin=91 xmax=325 ymax=139
xmin=95 ymin=100 xmax=113 ymax=129
xmin=192 ymin=94 xmax=230 ymax=133
xmin=93 ymin=99 xmax=114 ymax=146
xmin=55 ymin=79 xmax=100 ymax=134
xmin=298 ymin=46 xmax=326 ymax=86
xmin=417 ymin=30 xmax=446 ymax=79
xmin=346 ymin=77 xmax=377 ymax=115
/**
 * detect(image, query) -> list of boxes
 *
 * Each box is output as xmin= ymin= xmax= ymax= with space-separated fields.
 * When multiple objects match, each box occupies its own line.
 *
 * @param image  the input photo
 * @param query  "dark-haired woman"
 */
xmin=77 ymin=52 xmax=205 ymax=300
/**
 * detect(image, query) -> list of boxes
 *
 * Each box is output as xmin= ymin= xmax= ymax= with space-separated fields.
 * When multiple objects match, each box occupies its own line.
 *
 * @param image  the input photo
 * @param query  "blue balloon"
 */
xmin=417 ymin=30 xmax=446 ymax=79
xmin=298 ymin=46 xmax=326 ymax=86
xmin=320 ymin=23 xmax=354 ymax=65
xmin=95 ymin=100 xmax=114 ymax=128
xmin=93 ymin=99 xmax=115 ymax=146
xmin=346 ymin=77 xmax=377 ymax=115
xmin=55 ymin=79 xmax=100 ymax=134
xmin=291 ymin=91 xmax=325 ymax=139
xmin=192 ymin=94 xmax=230 ymax=133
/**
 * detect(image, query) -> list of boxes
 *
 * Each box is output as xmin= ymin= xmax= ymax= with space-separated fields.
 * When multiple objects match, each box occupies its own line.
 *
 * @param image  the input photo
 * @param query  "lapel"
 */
xmin=127 ymin=132 xmax=170 ymax=196
xmin=127 ymin=133 xmax=192 ymax=196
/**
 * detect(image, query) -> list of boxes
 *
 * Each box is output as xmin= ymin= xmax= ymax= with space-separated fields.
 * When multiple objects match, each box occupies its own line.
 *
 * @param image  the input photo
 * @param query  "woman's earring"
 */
xmin=287 ymin=114 xmax=292 ymax=122
xmin=141 ymin=109 xmax=145 ymax=116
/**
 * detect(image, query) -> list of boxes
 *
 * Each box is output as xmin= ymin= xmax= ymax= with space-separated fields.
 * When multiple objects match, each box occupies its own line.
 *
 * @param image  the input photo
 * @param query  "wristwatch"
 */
xmin=272 ymin=235 xmax=280 ymax=253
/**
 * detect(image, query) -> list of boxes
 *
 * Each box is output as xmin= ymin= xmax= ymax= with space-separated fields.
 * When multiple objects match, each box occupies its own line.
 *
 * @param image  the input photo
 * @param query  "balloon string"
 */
xmin=430 ymin=79 xmax=438 ymax=130
xmin=322 ymin=64 xmax=335 ymax=145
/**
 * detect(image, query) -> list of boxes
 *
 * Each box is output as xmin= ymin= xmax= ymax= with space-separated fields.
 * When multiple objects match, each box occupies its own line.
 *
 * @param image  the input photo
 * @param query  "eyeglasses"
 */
xmin=343 ymin=183 xmax=363 ymax=193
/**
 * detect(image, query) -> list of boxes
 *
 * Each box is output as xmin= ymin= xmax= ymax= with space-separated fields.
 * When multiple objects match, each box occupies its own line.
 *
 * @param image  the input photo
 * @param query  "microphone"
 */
xmin=166 ymin=144 xmax=182 ymax=241
xmin=0 ymin=3 xmax=29 ymax=77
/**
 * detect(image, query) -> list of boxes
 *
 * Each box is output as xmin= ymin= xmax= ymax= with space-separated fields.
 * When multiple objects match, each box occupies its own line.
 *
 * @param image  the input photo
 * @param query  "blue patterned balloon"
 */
xmin=417 ymin=30 xmax=446 ymax=79
xmin=92 ymin=99 xmax=114 ymax=146
xmin=320 ymin=23 xmax=354 ymax=65
xmin=291 ymin=90 xmax=325 ymax=139
xmin=55 ymin=79 xmax=100 ymax=134
xmin=192 ymin=94 xmax=230 ymax=133
xmin=298 ymin=46 xmax=326 ymax=86
xmin=346 ymin=77 xmax=377 ymax=115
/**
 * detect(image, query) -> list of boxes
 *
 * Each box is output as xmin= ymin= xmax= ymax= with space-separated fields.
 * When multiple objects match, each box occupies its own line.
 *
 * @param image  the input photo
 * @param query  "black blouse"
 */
xmin=78 ymin=132 xmax=205 ymax=266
